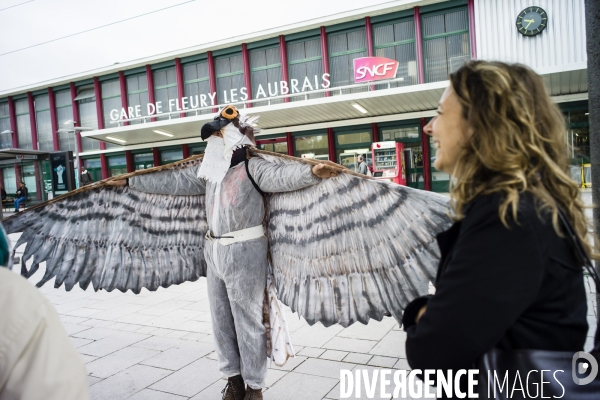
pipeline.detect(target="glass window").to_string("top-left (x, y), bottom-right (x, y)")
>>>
top-left (183, 61), bottom-right (212, 116)
top-left (374, 19), bottom-right (417, 87)
top-left (3, 167), bottom-right (16, 195)
top-left (257, 139), bottom-right (287, 154)
top-left (102, 79), bottom-right (121, 128)
top-left (422, 8), bottom-right (470, 83)
top-left (160, 149), bottom-right (183, 165)
top-left (294, 134), bottom-right (329, 160)
top-left (336, 131), bottom-right (371, 145)
top-left (34, 94), bottom-right (53, 151)
top-left (0, 102), bottom-right (12, 148)
top-left (154, 68), bottom-right (179, 121)
top-left (77, 88), bottom-right (99, 152)
top-left (250, 46), bottom-right (283, 106)
top-left (134, 152), bottom-right (154, 170)
top-left (566, 110), bottom-right (590, 164)
top-left (14, 98), bottom-right (32, 149)
top-left (287, 38), bottom-right (324, 101)
top-left (215, 53), bottom-right (245, 105)
top-left (21, 163), bottom-right (36, 198)
top-left (328, 29), bottom-right (367, 94)
top-left (381, 126), bottom-right (420, 140)
top-left (55, 90), bottom-right (76, 152)
top-left (127, 74), bottom-right (149, 125)
top-left (107, 154), bottom-right (127, 177)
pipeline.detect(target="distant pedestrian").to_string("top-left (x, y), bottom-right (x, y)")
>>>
top-left (80, 168), bottom-right (93, 186)
top-left (403, 60), bottom-right (594, 398)
top-left (0, 186), bottom-right (6, 200)
top-left (14, 182), bottom-right (28, 212)
top-left (357, 156), bottom-right (369, 175)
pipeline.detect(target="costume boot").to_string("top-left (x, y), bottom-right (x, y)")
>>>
top-left (221, 375), bottom-right (245, 400)
top-left (243, 386), bottom-right (263, 400)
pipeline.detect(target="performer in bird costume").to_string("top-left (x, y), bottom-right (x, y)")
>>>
top-left (3, 105), bottom-right (451, 400)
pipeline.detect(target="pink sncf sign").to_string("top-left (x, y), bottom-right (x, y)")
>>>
top-left (353, 57), bottom-right (399, 83)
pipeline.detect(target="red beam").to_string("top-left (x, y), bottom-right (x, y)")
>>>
top-left (371, 123), bottom-right (379, 143)
top-left (153, 147), bottom-right (161, 166)
top-left (48, 88), bottom-right (60, 151)
top-left (286, 132), bottom-right (293, 156)
top-left (175, 58), bottom-right (186, 118)
top-left (7, 96), bottom-right (18, 148)
top-left (69, 83), bottom-right (82, 153)
top-left (327, 127), bottom-right (335, 162)
top-left (146, 65), bottom-right (156, 122)
top-left (414, 7), bottom-right (425, 84)
top-left (182, 143), bottom-right (190, 159)
top-left (279, 35), bottom-right (290, 103)
top-left (365, 17), bottom-right (374, 57)
top-left (100, 154), bottom-right (108, 179)
top-left (119, 71), bottom-right (129, 126)
top-left (241, 43), bottom-right (252, 108)
top-left (468, 0), bottom-right (477, 59)
top-left (420, 118), bottom-right (431, 191)
top-left (125, 150), bottom-right (134, 173)
top-left (27, 92), bottom-right (38, 150)
top-left (320, 26), bottom-right (331, 97)
top-left (207, 51), bottom-right (218, 112)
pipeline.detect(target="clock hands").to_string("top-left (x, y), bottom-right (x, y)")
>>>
top-left (524, 19), bottom-right (535, 29)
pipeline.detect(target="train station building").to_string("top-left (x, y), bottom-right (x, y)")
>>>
top-left (0, 0), bottom-right (588, 200)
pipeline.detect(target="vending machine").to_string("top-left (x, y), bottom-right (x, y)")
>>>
top-left (371, 141), bottom-right (406, 185)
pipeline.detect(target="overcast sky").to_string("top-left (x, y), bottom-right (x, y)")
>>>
top-left (0, 0), bottom-right (393, 92)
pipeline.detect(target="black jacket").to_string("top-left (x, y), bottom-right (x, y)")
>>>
top-left (404, 193), bottom-right (588, 373)
top-left (16, 186), bottom-right (28, 199)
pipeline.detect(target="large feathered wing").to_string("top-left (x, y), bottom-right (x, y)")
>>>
top-left (2, 156), bottom-right (207, 293)
top-left (254, 150), bottom-right (452, 328)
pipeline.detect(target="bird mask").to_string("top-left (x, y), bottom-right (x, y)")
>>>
top-left (197, 105), bottom-right (259, 184)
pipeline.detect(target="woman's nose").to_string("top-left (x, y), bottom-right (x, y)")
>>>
top-left (423, 118), bottom-right (434, 136)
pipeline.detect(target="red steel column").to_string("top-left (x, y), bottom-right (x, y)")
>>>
top-left (280, 36), bottom-right (290, 103)
top-left (320, 26), bottom-right (331, 97)
top-left (7, 96), bottom-right (18, 148)
top-left (146, 65), bottom-right (157, 122)
top-left (420, 118), bottom-right (431, 191)
top-left (467, 0), bottom-right (477, 59)
top-left (69, 83), bottom-right (82, 153)
top-left (365, 17), bottom-right (374, 56)
top-left (207, 51), bottom-right (218, 112)
top-left (119, 71), bottom-right (129, 126)
top-left (125, 150), bottom-right (134, 173)
top-left (175, 58), bottom-right (186, 118)
top-left (182, 144), bottom-right (190, 159)
top-left (27, 92), bottom-right (38, 150)
top-left (414, 7), bottom-right (425, 84)
top-left (286, 132), bottom-right (293, 156)
top-left (241, 43), bottom-right (252, 108)
top-left (48, 88), bottom-right (60, 151)
top-left (153, 147), bottom-right (160, 166)
top-left (327, 127), bottom-right (335, 162)
top-left (371, 123), bottom-right (379, 143)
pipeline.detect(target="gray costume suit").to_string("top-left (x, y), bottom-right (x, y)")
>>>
top-left (130, 156), bottom-right (320, 389)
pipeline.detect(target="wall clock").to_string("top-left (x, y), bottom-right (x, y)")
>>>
top-left (516, 6), bottom-right (548, 36)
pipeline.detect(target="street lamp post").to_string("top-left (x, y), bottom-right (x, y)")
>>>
top-left (57, 121), bottom-right (91, 189)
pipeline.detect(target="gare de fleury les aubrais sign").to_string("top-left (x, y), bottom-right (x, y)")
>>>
top-left (108, 57), bottom-right (400, 121)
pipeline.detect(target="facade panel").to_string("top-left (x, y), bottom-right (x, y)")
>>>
top-left (0, 102), bottom-right (12, 148)
top-left (15, 98), bottom-right (32, 150)
top-left (35, 94), bottom-right (53, 151)
top-left (475, 0), bottom-right (587, 69)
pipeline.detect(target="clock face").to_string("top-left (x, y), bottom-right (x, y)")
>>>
top-left (516, 7), bottom-right (548, 36)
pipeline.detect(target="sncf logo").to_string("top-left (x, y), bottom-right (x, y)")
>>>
top-left (353, 57), bottom-right (399, 83)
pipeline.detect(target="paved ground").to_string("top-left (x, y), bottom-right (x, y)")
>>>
top-left (3, 189), bottom-right (598, 399)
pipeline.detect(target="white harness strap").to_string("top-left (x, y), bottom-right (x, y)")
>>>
top-left (205, 225), bottom-right (265, 246)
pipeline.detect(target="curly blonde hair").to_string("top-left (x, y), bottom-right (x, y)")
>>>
top-left (448, 60), bottom-right (595, 258)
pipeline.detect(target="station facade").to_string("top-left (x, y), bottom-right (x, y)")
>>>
top-left (0, 0), bottom-right (589, 201)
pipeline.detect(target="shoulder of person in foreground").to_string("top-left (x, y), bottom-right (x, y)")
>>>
top-left (403, 191), bottom-right (562, 371)
top-left (0, 268), bottom-right (90, 400)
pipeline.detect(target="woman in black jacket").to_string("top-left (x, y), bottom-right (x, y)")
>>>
top-left (402, 61), bottom-right (593, 397)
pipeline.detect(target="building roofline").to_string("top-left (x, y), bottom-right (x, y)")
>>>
top-left (0, 0), bottom-right (445, 97)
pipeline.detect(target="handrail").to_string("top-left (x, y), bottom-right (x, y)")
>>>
top-left (108, 77), bottom-right (406, 126)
